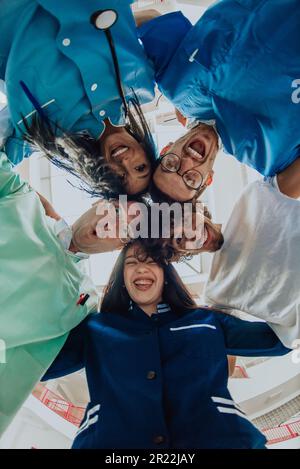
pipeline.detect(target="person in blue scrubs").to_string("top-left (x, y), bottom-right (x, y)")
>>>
top-left (136, 1), bottom-right (300, 202)
top-left (42, 240), bottom-right (290, 449)
top-left (0, 0), bottom-right (157, 197)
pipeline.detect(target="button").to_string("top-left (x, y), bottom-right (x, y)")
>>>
top-left (147, 371), bottom-right (156, 380)
top-left (99, 110), bottom-right (106, 117)
top-left (62, 38), bottom-right (71, 47)
top-left (91, 83), bottom-right (98, 92)
top-left (153, 435), bottom-right (165, 445)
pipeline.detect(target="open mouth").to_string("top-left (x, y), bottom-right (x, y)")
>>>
top-left (186, 139), bottom-right (206, 161)
top-left (111, 146), bottom-right (129, 159)
top-left (202, 224), bottom-right (224, 251)
top-left (191, 226), bottom-right (209, 249)
top-left (133, 278), bottom-right (154, 291)
top-left (202, 226), bottom-right (211, 248)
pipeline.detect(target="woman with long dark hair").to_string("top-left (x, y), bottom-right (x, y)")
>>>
top-left (42, 240), bottom-right (290, 449)
top-left (1, 0), bottom-right (157, 197)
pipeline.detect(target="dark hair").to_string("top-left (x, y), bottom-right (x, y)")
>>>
top-left (22, 92), bottom-right (157, 199)
top-left (120, 196), bottom-right (204, 263)
top-left (100, 240), bottom-right (197, 316)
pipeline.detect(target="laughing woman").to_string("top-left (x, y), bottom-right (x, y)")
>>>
top-left (0, 0), bottom-right (156, 197)
top-left (42, 240), bottom-right (290, 449)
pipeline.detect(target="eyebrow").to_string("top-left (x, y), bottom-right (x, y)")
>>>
top-left (125, 256), bottom-right (137, 261)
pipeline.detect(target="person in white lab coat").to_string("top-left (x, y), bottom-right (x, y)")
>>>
top-left (204, 157), bottom-right (300, 349)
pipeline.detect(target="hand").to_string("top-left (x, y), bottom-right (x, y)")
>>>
top-left (37, 192), bottom-right (61, 221)
top-left (134, 9), bottom-right (161, 27)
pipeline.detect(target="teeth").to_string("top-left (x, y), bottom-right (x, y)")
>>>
top-left (134, 279), bottom-right (153, 286)
top-left (187, 146), bottom-right (204, 159)
top-left (111, 146), bottom-right (128, 158)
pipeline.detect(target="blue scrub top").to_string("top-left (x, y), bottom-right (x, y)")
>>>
top-left (0, 0), bottom-right (156, 164)
top-left (138, 1), bottom-right (300, 176)
top-left (43, 303), bottom-right (290, 449)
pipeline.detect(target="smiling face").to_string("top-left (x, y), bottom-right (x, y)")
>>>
top-left (153, 124), bottom-right (219, 201)
top-left (123, 244), bottom-right (164, 315)
top-left (101, 124), bottom-right (152, 195)
top-left (171, 209), bottom-right (224, 255)
top-left (171, 203), bottom-right (224, 260)
top-left (71, 200), bottom-right (137, 254)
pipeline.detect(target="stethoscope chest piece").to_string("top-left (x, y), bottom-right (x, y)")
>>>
top-left (90, 8), bottom-right (128, 117)
top-left (91, 9), bottom-right (118, 31)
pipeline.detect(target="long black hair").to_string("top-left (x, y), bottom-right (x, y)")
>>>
top-left (101, 240), bottom-right (197, 316)
top-left (22, 92), bottom-right (157, 199)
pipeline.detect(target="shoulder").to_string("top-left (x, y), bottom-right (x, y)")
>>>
top-left (182, 306), bottom-right (225, 324)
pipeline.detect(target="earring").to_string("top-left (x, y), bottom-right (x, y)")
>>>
top-left (164, 281), bottom-right (168, 285)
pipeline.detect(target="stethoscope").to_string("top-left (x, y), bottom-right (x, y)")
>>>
top-left (20, 9), bottom-right (128, 122)
top-left (90, 9), bottom-right (129, 118)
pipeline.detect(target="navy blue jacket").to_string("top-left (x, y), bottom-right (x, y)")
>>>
top-left (43, 303), bottom-right (290, 449)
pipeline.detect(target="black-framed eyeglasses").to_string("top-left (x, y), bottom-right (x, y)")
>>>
top-left (159, 153), bottom-right (204, 190)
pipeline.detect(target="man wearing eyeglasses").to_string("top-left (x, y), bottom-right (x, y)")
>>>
top-left (136, 2), bottom-right (300, 203)
top-left (151, 123), bottom-right (218, 202)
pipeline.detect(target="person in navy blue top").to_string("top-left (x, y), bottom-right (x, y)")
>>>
top-left (43, 240), bottom-right (290, 449)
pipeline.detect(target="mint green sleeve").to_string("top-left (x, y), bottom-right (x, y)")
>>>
top-left (0, 152), bottom-right (29, 198)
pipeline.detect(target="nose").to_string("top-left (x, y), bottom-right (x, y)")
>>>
top-left (180, 156), bottom-right (199, 172)
top-left (136, 264), bottom-right (149, 274)
top-left (117, 151), bottom-right (130, 163)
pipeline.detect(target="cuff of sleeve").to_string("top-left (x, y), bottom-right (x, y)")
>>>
top-left (137, 11), bottom-right (192, 79)
top-left (53, 218), bottom-right (89, 260)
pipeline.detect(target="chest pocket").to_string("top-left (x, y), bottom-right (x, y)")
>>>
top-left (169, 323), bottom-right (219, 359)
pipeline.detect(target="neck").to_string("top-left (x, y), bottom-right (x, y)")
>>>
top-left (98, 118), bottom-right (125, 141)
top-left (138, 299), bottom-right (162, 317)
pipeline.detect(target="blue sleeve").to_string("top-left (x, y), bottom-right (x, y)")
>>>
top-left (4, 136), bottom-right (33, 165)
top-left (137, 11), bottom-right (192, 80)
top-left (217, 313), bottom-right (291, 357)
top-left (41, 317), bottom-right (89, 381)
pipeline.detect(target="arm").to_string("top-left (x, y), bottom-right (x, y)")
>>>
top-left (217, 313), bottom-right (291, 357)
top-left (41, 317), bottom-right (89, 381)
top-left (37, 191), bottom-right (61, 221)
top-left (276, 157), bottom-right (300, 199)
top-left (137, 11), bottom-right (192, 79)
top-left (227, 355), bottom-right (237, 377)
top-left (0, 85), bottom-right (28, 197)
top-left (0, 151), bottom-right (28, 198)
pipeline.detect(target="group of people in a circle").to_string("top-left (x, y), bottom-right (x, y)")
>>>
top-left (0, 0), bottom-right (299, 449)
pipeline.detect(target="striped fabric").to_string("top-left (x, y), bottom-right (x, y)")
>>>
top-left (128, 301), bottom-right (171, 314)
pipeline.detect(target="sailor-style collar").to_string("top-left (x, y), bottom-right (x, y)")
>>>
top-left (129, 301), bottom-right (171, 314)
top-left (128, 301), bottom-right (174, 325)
